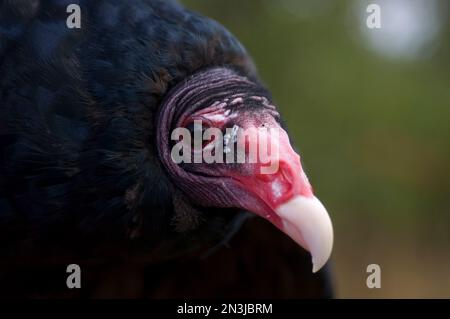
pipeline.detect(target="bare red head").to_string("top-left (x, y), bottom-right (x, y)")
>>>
top-left (157, 67), bottom-right (333, 272)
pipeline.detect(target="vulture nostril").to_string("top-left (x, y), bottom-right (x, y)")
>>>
top-left (255, 161), bottom-right (293, 186)
top-left (256, 170), bottom-right (277, 182)
top-left (279, 161), bottom-right (295, 184)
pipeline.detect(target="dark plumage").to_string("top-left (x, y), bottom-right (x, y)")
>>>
top-left (0, 0), bottom-right (333, 298)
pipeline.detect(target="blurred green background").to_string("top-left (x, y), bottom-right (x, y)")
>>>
top-left (183, 0), bottom-right (450, 298)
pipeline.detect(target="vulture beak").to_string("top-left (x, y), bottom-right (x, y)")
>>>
top-left (275, 195), bottom-right (333, 273)
top-left (235, 127), bottom-right (334, 272)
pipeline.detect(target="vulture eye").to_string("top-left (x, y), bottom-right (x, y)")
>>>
top-left (185, 121), bottom-right (203, 136)
top-left (185, 120), bottom-right (213, 149)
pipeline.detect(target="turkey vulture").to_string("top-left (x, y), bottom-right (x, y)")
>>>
top-left (0, 0), bottom-right (334, 298)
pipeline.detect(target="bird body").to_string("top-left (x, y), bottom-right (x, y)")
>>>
top-left (0, 0), bottom-right (333, 298)
top-left (1, 0), bottom-right (253, 250)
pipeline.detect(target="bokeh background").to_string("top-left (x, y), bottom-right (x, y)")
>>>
top-left (183, 0), bottom-right (450, 298)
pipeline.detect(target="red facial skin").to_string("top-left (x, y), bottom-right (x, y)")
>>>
top-left (230, 127), bottom-right (314, 231)
top-left (184, 107), bottom-right (315, 232)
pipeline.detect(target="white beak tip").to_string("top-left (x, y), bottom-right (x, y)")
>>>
top-left (276, 195), bottom-right (334, 273)
top-left (312, 264), bottom-right (320, 274)
top-left (312, 257), bottom-right (328, 273)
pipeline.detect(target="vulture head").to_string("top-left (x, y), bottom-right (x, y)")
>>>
top-left (156, 67), bottom-right (333, 272)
